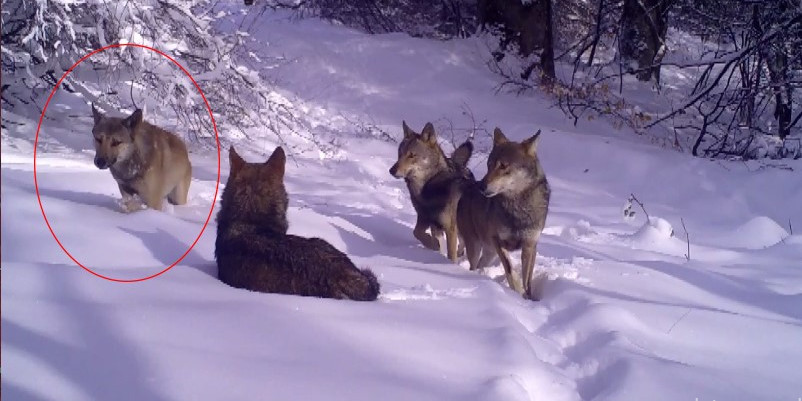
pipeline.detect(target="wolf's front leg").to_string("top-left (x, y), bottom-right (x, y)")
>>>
top-left (117, 183), bottom-right (144, 213)
top-left (413, 218), bottom-right (440, 251)
top-left (493, 237), bottom-right (523, 295)
top-left (142, 191), bottom-right (164, 211)
top-left (521, 239), bottom-right (541, 301)
top-left (430, 226), bottom-right (447, 254)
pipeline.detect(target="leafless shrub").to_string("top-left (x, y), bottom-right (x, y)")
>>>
top-left (2, 0), bottom-right (334, 155)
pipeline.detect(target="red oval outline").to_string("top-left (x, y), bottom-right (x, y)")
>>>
top-left (34, 43), bottom-right (221, 283)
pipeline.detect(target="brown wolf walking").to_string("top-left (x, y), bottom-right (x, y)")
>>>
top-left (90, 105), bottom-right (192, 212)
top-left (389, 121), bottom-right (473, 261)
top-left (457, 128), bottom-right (550, 299)
top-left (215, 146), bottom-right (380, 301)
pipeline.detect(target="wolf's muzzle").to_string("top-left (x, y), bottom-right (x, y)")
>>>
top-left (389, 163), bottom-right (400, 178)
top-left (94, 156), bottom-right (112, 169)
top-left (478, 181), bottom-right (496, 197)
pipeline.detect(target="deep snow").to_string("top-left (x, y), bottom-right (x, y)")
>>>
top-left (3, 9), bottom-right (802, 401)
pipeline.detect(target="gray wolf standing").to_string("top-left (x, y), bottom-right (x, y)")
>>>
top-left (91, 105), bottom-right (192, 212)
top-left (457, 128), bottom-right (550, 299)
top-left (389, 121), bottom-right (474, 262)
top-left (215, 146), bottom-right (380, 301)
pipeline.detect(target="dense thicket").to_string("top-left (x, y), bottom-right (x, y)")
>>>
top-left (294, 0), bottom-right (801, 159)
top-left (298, 0), bottom-right (479, 38)
top-left (668, 0), bottom-right (801, 156)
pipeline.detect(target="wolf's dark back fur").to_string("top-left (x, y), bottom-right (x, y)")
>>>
top-left (215, 146), bottom-right (380, 301)
top-left (460, 178), bottom-right (550, 250)
top-left (407, 141), bottom-right (475, 230)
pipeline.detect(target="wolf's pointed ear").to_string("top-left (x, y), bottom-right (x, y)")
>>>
top-left (402, 120), bottom-right (415, 139)
top-left (229, 146), bottom-right (245, 174)
top-left (421, 122), bottom-right (437, 144)
top-left (265, 146), bottom-right (286, 179)
top-left (123, 109), bottom-right (143, 130)
top-left (493, 128), bottom-right (508, 145)
top-left (91, 103), bottom-right (103, 124)
top-left (451, 140), bottom-right (473, 167)
top-left (521, 130), bottom-right (542, 157)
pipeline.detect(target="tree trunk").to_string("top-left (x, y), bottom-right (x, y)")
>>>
top-left (619, 0), bottom-right (671, 83)
top-left (540, 0), bottom-right (555, 82)
top-left (478, 0), bottom-right (555, 83)
top-left (754, 4), bottom-right (794, 140)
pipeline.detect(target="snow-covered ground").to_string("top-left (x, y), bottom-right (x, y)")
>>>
top-left (3, 10), bottom-right (802, 401)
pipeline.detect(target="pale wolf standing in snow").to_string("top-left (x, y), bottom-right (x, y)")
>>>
top-left (457, 128), bottom-right (551, 300)
top-left (215, 146), bottom-right (380, 301)
top-left (389, 121), bottom-right (474, 262)
top-left (90, 105), bottom-right (192, 212)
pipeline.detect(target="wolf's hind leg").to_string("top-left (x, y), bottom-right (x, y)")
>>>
top-left (464, 236), bottom-right (481, 271)
top-left (445, 224), bottom-right (459, 262)
top-left (477, 244), bottom-right (497, 268)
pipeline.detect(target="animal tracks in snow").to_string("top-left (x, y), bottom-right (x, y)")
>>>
top-left (380, 284), bottom-right (478, 301)
top-left (534, 299), bottom-right (647, 400)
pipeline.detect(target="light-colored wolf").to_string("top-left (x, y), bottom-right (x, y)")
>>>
top-left (457, 128), bottom-right (551, 299)
top-left (390, 121), bottom-right (474, 261)
top-left (91, 105), bottom-right (192, 212)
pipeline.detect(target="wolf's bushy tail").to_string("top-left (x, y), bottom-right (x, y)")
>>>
top-left (340, 268), bottom-right (381, 301)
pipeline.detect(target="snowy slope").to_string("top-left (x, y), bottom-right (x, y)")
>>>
top-left (3, 10), bottom-right (802, 401)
